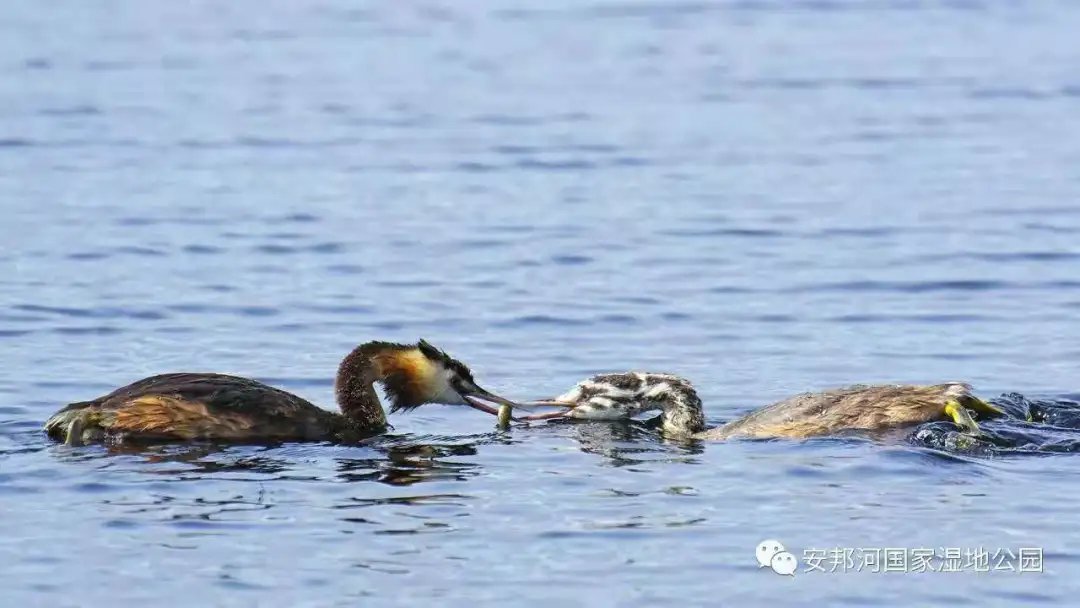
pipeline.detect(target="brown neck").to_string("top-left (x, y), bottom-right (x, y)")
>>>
top-left (334, 341), bottom-right (408, 429)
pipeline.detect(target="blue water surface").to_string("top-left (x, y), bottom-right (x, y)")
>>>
top-left (3, 1), bottom-right (1080, 606)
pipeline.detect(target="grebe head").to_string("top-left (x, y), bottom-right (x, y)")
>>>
top-left (368, 339), bottom-right (518, 415)
top-left (523, 372), bottom-right (706, 435)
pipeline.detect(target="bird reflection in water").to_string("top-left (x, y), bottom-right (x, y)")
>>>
top-left (73, 433), bottom-right (517, 536)
top-left (85, 431), bottom-right (519, 486)
top-left (529, 416), bottom-right (705, 466)
top-left (335, 438), bottom-right (489, 486)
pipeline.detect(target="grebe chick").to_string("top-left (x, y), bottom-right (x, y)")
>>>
top-left (520, 374), bottom-right (1004, 440)
top-left (44, 339), bottom-right (518, 446)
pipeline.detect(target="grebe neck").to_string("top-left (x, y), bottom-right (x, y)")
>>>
top-left (334, 342), bottom-right (398, 429)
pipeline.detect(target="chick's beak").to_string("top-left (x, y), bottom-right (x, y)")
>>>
top-left (512, 398), bottom-right (578, 421)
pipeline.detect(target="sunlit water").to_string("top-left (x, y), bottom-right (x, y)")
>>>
top-left (3, 1), bottom-right (1080, 606)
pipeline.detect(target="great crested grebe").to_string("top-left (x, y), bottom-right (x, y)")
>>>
top-left (44, 340), bottom-right (518, 446)
top-left (518, 373), bottom-right (1005, 440)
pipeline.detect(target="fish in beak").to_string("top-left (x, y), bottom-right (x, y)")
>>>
top-left (461, 383), bottom-right (529, 417)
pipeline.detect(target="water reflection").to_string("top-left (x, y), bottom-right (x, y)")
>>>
top-left (334, 439), bottom-right (484, 485)
top-left (55, 432), bottom-right (525, 486)
top-left (522, 417), bottom-right (705, 465)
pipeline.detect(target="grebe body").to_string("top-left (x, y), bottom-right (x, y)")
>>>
top-left (45, 340), bottom-right (516, 446)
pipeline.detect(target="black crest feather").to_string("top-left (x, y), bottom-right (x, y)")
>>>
top-left (417, 339), bottom-right (475, 383)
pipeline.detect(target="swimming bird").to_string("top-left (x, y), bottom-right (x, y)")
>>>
top-left (517, 373), bottom-right (1004, 440)
top-left (44, 339), bottom-right (518, 446)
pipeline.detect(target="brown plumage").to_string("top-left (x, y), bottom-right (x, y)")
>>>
top-left (44, 339), bottom-right (519, 446)
top-left (700, 383), bottom-right (997, 440)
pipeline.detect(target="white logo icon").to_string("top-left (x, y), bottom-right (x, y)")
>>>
top-left (756, 539), bottom-right (785, 568)
top-left (757, 539), bottom-right (798, 575)
top-left (771, 551), bottom-right (798, 576)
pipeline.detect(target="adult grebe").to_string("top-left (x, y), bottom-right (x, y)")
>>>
top-left (517, 373), bottom-right (1004, 439)
top-left (44, 340), bottom-right (518, 446)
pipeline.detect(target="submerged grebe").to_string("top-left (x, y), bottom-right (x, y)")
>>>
top-left (44, 340), bottom-right (518, 446)
top-left (518, 374), bottom-right (1004, 440)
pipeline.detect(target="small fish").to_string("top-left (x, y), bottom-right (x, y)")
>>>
top-left (497, 403), bottom-right (513, 428)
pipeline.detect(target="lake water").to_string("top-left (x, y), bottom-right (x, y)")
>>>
top-left (3, 1), bottom-right (1080, 606)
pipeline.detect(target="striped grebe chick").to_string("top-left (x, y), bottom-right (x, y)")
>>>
top-left (44, 339), bottom-right (518, 446)
top-left (520, 374), bottom-right (1004, 440)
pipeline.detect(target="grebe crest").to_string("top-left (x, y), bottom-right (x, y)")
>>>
top-left (528, 372), bottom-right (706, 435)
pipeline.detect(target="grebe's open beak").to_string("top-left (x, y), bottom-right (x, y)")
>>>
top-left (461, 384), bottom-right (524, 416)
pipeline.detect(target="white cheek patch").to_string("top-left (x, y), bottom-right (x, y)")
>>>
top-left (428, 366), bottom-right (466, 405)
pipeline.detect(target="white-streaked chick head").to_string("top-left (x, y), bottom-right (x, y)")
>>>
top-left (524, 372), bottom-right (706, 434)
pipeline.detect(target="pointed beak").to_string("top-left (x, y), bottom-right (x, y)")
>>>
top-left (461, 384), bottom-right (524, 416)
